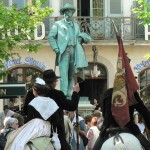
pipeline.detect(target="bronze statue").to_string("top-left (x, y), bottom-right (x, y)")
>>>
top-left (48, 3), bottom-right (91, 97)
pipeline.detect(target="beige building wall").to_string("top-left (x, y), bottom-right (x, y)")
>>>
top-left (6, 44), bottom-right (150, 89)
top-left (1, 43), bottom-right (150, 112)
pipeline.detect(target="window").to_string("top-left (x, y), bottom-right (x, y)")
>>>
top-left (3, 67), bottom-right (43, 109)
top-left (77, 0), bottom-right (90, 16)
top-left (110, 0), bottom-right (121, 14)
top-left (61, 0), bottom-right (74, 7)
top-left (108, 0), bottom-right (122, 16)
top-left (12, 0), bottom-right (26, 9)
top-left (1, 0), bottom-right (26, 8)
top-left (5, 67), bottom-right (43, 90)
top-left (93, 0), bottom-right (103, 17)
top-left (1, 0), bottom-right (9, 6)
top-left (139, 68), bottom-right (150, 107)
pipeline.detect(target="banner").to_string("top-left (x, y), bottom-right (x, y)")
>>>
top-left (111, 34), bottom-right (139, 127)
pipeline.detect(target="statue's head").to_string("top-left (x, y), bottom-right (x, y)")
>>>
top-left (60, 3), bottom-right (76, 21)
top-left (60, 3), bottom-right (76, 15)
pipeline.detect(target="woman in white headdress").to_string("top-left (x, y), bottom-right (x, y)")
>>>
top-left (5, 78), bottom-right (59, 150)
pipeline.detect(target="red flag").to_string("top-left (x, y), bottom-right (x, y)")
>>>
top-left (111, 34), bottom-right (139, 127)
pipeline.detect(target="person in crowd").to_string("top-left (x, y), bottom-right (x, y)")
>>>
top-left (48, 3), bottom-right (91, 97)
top-left (23, 69), bottom-right (80, 150)
top-left (93, 88), bottom-right (150, 150)
top-left (5, 77), bottom-right (59, 150)
top-left (133, 110), bottom-right (139, 125)
top-left (0, 105), bottom-right (15, 130)
top-left (86, 116), bottom-right (100, 150)
top-left (92, 99), bottom-right (101, 113)
top-left (11, 113), bottom-right (24, 127)
top-left (84, 115), bottom-right (93, 132)
top-left (64, 111), bottom-right (73, 146)
top-left (68, 111), bottom-right (87, 150)
top-left (92, 111), bottom-right (104, 130)
top-left (1, 117), bottom-right (18, 139)
top-left (137, 114), bottom-right (147, 138)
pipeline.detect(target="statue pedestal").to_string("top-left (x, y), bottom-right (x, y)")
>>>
top-left (78, 97), bottom-right (95, 117)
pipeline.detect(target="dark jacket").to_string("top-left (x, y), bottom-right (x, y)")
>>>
top-left (47, 88), bottom-right (79, 150)
top-left (23, 89), bottom-right (79, 150)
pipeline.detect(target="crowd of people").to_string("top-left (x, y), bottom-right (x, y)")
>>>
top-left (0, 69), bottom-right (150, 150)
top-left (0, 66), bottom-right (100, 150)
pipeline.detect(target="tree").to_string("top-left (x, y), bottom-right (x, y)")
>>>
top-left (0, 0), bottom-right (53, 78)
top-left (132, 0), bottom-right (150, 59)
top-left (132, 0), bottom-right (150, 25)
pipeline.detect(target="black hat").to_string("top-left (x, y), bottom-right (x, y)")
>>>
top-left (43, 69), bottom-right (60, 84)
top-left (60, 3), bottom-right (76, 15)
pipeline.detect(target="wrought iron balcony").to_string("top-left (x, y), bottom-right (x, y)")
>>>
top-left (42, 16), bottom-right (145, 41)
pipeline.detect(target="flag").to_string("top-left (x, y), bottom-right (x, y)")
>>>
top-left (111, 34), bottom-right (139, 127)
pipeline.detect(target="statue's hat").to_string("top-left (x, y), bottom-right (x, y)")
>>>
top-left (60, 3), bottom-right (76, 15)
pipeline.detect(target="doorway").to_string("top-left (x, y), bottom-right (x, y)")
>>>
top-left (79, 62), bottom-right (107, 106)
top-left (77, 0), bottom-right (90, 16)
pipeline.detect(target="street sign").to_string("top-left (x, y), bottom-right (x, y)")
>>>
top-left (0, 83), bottom-right (26, 98)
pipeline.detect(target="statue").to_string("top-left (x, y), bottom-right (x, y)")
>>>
top-left (48, 3), bottom-right (91, 97)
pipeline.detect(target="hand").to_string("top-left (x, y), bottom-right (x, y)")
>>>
top-left (73, 83), bottom-right (80, 93)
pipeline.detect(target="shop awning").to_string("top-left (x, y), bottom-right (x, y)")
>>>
top-left (0, 83), bottom-right (26, 98)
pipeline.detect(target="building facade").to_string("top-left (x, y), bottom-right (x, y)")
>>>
top-left (1, 0), bottom-right (150, 113)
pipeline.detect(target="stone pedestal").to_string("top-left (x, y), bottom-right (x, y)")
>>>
top-left (78, 97), bottom-right (95, 117)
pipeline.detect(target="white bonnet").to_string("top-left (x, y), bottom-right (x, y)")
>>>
top-left (35, 77), bottom-right (45, 85)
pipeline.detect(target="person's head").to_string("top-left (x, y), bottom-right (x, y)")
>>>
top-left (92, 111), bottom-right (102, 118)
top-left (93, 99), bottom-right (98, 105)
top-left (91, 116), bottom-right (98, 126)
top-left (84, 115), bottom-right (92, 127)
top-left (4, 117), bottom-right (18, 130)
top-left (43, 69), bottom-right (60, 89)
top-left (3, 105), bottom-right (9, 115)
top-left (12, 113), bottom-right (24, 127)
top-left (32, 77), bottom-right (49, 96)
top-left (60, 3), bottom-right (75, 21)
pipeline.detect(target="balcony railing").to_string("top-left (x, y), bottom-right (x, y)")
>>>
top-left (41, 16), bottom-right (145, 41)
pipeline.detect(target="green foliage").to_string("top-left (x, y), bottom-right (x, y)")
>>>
top-left (0, 1), bottom-right (53, 78)
top-left (132, 0), bottom-right (150, 25)
top-left (132, 0), bottom-right (150, 59)
top-left (32, 0), bottom-right (48, 5)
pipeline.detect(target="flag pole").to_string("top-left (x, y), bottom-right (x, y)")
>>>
top-left (74, 74), bottom-right (79, 150)
top-left (112, 20), bottom-right (119, 36)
